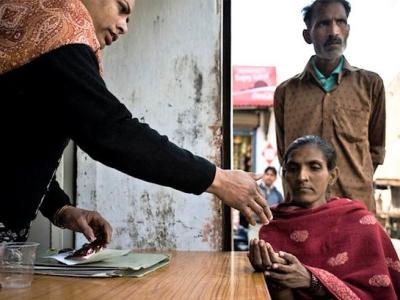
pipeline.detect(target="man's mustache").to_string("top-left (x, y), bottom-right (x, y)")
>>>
top-left (325, 37), bottom-right (343, 46)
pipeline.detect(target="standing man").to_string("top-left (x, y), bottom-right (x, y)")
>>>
top-left (258, 167), bottom-right (283, 207)
top-left (274, 0), bottom-right (385, 211)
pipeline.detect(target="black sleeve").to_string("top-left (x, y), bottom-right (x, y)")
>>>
top-left (46, 44), bottom-right (216, 194)
top-left (39, 178), bottom-right (71, 223)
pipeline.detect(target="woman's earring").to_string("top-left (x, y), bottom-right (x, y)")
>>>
top-left (326, 185), bottom-right (331, 198)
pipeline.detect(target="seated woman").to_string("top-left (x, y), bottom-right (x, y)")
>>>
top-left (248, 135), bottom-right (400, 299)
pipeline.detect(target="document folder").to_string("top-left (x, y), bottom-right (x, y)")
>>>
top-left (35, 250), bottom-right (170, 278)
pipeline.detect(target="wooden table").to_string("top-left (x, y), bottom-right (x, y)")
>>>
top-left (0, 251), bottom-right (270, 300)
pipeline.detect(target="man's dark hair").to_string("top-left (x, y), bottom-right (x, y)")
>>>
top-left (302, 0), bottom-right (351, 28)
top-left (264, 166), bottom-right (277, 176)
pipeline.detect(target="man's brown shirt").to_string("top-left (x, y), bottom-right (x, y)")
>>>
top-left (274, 56), bottom-right (385, 211)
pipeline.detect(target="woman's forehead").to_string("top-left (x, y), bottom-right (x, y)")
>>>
top-left (287, 144), bottom-right (326, 162)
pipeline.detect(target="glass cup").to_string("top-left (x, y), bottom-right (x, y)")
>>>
top-left (0, 242), bottom-right (39, 288)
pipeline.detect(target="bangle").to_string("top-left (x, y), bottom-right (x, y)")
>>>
top-left (54, 205), bottom-right (71, 228)
top-left (309, 273), bottom-right (324, 295)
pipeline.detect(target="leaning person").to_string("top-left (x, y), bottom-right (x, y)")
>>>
top-left (0, 0), bottom-right (271, 243)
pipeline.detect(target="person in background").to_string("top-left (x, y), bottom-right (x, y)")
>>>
top-left (248, 135), bottom-right (400, 299)
top-left (247, 167), bottom-right (284, 242)
top-left (0, 0), bottom-right (272, 244)
top-left (259, 167), bottom-right (284, 207)
top-left (274, 0), bottom-right (386, 212)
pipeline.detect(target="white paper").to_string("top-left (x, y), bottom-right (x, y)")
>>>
top-left (45, 249), bottom-right (131, 265)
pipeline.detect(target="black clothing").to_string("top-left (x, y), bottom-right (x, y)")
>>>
top-left (1, 44), bottom-right (216, 232)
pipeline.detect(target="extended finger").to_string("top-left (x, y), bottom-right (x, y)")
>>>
top-left (249, 239), bottom-right (258, 260)
top-left (271, 263), bottom-right (295, 274)
top-left (250, 172), bottom-right (264, 181)
top-left (279, 251), bottom-right (299, 265)
top-left (242, 206), bottom-right (257, 226)
top-left (249, 239), bottom-right (263, 270)
top-left (265, 270), bottom-right (289, 281)
top-left (91, 214), bottom-right (113, 244)
top-left (267, 243), bottom-right (286, 264)
top-left (253, 188), bottom-right (273, 222)
top-left (78, 219), bottom-right (96, 242)
top-left (259, 240), bottom-right (272, 268)
top-left (248, 172), bottom-right (273, 223)
top-left (247, 198), bottom-right (269, 225)
top-left (101, 220), bottom-right (113, 244)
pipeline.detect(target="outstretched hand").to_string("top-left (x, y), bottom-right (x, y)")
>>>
top-left (56, 206), bottom-right (113, 245)
top-left (207, 167), bottom-right (272, 225)
top-left (265, 251), bottom-right (311, 289)
top-left (249, 240), bottom-right (296, 299)
top-left (248, 239), bottom-right (286, 271)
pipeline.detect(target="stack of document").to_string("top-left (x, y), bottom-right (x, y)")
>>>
top-left (35, 249), bottom-right (170, 278)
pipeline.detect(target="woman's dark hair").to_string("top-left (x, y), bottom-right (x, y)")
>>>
top-left (283, 135), bottom-right (337, 170)
top-left (302, 0), bottom-right (351, 28)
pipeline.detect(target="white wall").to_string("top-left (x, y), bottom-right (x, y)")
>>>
top-left (76, 0), bottom-right (223, 251)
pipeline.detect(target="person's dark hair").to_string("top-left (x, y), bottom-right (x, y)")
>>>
top-left (264, 166), bottom-right (277, 176)
top-left (302, 0), bottom-right (351, 28)
top-left (283, 135), bottom-right (336, 171)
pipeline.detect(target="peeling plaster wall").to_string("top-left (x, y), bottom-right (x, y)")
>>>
top-left (76, 0), bottom-right (223, 251)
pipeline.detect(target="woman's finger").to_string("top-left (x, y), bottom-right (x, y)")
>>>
top-left (259, 240), bottom-right (272, 268)
top-left (265, 270), bottom-right (288, 281)
top-left (249, 239), bottom-right (263, 270)
top-left (279, 251), bottom-right (300, 265)
top-left (271, 263), bottom-right (293, 274)
top-left (267, 243), bottom-right (286, 264)
top-left (242, 205), bottom-right (257, 226)
top-left (254, 183), bottom-right (273, 221)
top-left (90, 212), bottom-right (113, 244)
top-left (78, 219), bottom-right (96, 242)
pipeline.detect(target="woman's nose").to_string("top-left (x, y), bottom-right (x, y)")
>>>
top-left (298, 168), bottom-right (309, 181)
top-left (117, 18), bottom-right (129, 35)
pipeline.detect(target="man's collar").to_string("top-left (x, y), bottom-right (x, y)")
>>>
top-left (342, 57), bottom-right (358, 72)
top-left (299, 55), bottom-right (358, 81)
top-left (312, 56), bottom-right (343, 80)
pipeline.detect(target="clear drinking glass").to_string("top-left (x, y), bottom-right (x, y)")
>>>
top-left (0, 242), bottom-right (39, 288)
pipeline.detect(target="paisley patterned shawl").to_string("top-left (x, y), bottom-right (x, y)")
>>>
top-left (260, 198), bottom-right (400, 299)
top-left (0, 0), bottom-right (102, 75)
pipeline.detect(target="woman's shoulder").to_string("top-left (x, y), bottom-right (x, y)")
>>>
top-left (328, 197), bottom-right (369, 210)
top-left (329, 197), bottom-right (379, 225)
top-left (38, 0), bottom-right (86, 13)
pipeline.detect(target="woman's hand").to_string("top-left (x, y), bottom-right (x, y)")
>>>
top-left (265, 251), bottom-right (311, 289)
top-left (248, 239), bottom-right (286, 271)
top-left (248, 239), bottom-right (294, 299)
top-left (56, 206), bottom-right (113, 245)
top-left (207, 168), bottom-right (272, 226)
